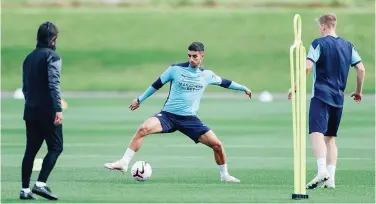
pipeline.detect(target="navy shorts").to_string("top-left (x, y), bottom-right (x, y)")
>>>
top-left (309, 97), bottom-right (343, 136)
top-left (154, 111), bottom-right (210, 143)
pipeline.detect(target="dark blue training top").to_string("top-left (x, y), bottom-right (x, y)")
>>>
top-left (307, 35), bottom-right (361, 108)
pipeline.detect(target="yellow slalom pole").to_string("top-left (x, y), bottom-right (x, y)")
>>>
top-left (290, 14), bottom-right (308, 200)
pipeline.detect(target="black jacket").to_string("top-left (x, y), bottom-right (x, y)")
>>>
top-left (22, 42), bottom-right (62, 120)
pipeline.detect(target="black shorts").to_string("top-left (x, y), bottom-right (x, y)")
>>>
top-left (309, 97), bottom-right (343, 136)
top-left (154, 111), bottom-right (210, 143)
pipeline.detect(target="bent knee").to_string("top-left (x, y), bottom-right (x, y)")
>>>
top-left (48, 146), bottom-right (63, 154)
top-left (56, 147), bottom-right (63, 155)
top-left (211, 140), bottom-right (223, 152)
top-left (137, 125), bottom-right (152, 136)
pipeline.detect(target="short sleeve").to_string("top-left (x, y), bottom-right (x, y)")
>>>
top-left (306, 40), bottom-right (321, 63)
top-left (207, 70), bottom-right (222, 85)
top-left (160, 66), bottom-right (175, 84)
top-left (351, 46), bottom-right (362, 67)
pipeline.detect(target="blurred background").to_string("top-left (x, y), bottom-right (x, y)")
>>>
top-left (1, 0), bottom-right (375, 93)
top-left (1, 1), bottom-right (375, 203)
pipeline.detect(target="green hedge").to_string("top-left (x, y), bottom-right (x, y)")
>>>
top-left (2, 8), bottom-right (374, 92)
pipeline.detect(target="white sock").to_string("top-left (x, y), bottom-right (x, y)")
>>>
top-left (327, 165), bottom-right (336, 183)
top-left (35, 181), bottom-right (46, 187)
top-left (317, 158), bottom-right (327, 174)
top-left (21, 188), bottom-right (30, 193)
top-left (121, 148), bottom-right (135, 165)
top-left (218, 164), bottom-right (229, 177)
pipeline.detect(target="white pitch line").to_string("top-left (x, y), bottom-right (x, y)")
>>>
top-left (1, 154), bottom-right (373, 160)
top-left (1, 143), bottom-right (375, 149)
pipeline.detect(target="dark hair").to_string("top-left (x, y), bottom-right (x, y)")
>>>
top-left (188, 42), bottom-right (204, 52)
top-left (37, 21), bottom-right (59, 45)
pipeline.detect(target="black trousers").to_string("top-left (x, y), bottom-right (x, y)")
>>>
top-left (21, 120), bottom-right (63, 188)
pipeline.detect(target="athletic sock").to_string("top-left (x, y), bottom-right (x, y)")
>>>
top-left (35, 181), bottom-right (46, 187)
top-left (218, 164), bottom-right (229, 177)
top-left (317, 158), bottom-right (327, 175)
top-left (121, 148), bottom-right (135, 165)
top-left (327, 165), bottom-right (336, 183)
top-left (21, 188), bottom-right (31, 193)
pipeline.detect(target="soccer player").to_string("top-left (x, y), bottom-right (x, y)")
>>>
top-left (289, 14), bottom-right (365, 189)
top-left (105, 42), bottom-right (252, 182)
top-left (20, 22), bottom-right (64, 200)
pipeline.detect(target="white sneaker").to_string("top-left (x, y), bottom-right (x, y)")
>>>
top-left (320, 180), bottom-right (335, 189)
top-left (306, 172), bottom-right (330, 189)
top-left (104, 160), bottom-right (128, 172)
top-left (221, 174), bottom-right (240, 183)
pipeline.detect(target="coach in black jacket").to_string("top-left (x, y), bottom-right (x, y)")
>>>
top-left (20, 21), bottom-right (63, 201)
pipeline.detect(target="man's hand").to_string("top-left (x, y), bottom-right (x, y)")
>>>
top-left (62, 99), bottom-right (68, 110)
top-left (129, 99), bottom-right (140, 111)
top-left (54, 112), bottom-right (63, 126)
top-left (288, 84), bottom-right (296, 100)
top-left (351, 92), bottom-right (362, 103)
top-left (288, 89), bottom-right (292, 100)
top-left (244, 88), bottom-right (252, 99)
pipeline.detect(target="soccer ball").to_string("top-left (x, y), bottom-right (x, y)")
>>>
top-left (131, 161), bottom-right (152, 181)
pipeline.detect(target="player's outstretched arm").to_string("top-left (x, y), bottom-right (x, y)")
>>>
top-left (129, 66), bottom-right (175, 111)
top-left (208, 71), bottom-right (251, 99)
top-left (129, 86), bottom-right (157, 111)
top-left (223, 80), bottom-right (252, 99)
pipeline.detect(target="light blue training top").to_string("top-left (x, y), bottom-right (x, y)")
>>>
top-left (137, 62), bottom-right (248, 116)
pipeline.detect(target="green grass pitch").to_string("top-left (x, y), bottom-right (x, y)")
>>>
top-left (1, 96), bottom-right (374, 203)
